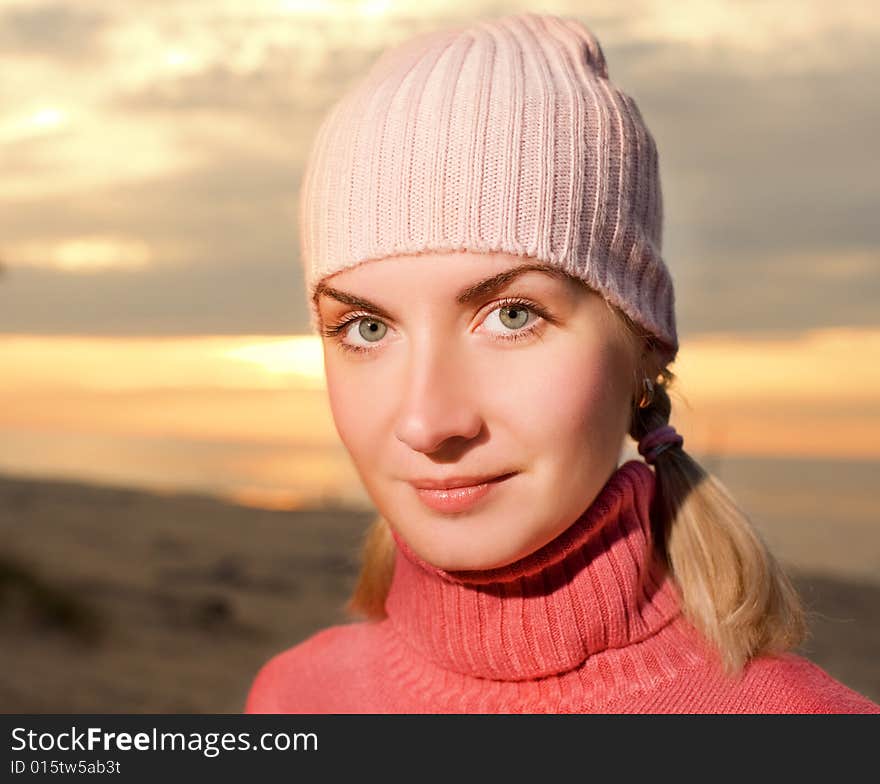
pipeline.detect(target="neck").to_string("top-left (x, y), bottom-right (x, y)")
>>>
top-left (384, 460), bottom-right (683, 681)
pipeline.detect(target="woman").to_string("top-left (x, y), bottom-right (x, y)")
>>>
top-left (245, 11), bottom-right (878, 713)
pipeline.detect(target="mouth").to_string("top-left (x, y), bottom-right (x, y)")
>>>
top-left (409, 472), bottom-right (517, 491)
top-left (410, 472), bottom-right (517, 514)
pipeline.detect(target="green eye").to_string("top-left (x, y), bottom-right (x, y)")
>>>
top-left (498, 305), bottom-right (530, 330)
top-left (358, 319), bottom-right (387, 342)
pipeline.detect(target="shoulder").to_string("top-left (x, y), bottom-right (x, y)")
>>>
top-left (738, 652), bottom-right (880, 714)
top-left (243, 621), bottom-right (386, 713)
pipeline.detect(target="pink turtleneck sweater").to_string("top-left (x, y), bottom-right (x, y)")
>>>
top-left (244, 460), bottom-right (879, 713)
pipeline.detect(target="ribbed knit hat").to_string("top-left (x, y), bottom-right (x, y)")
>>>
top-left (298, 11), bottom-right (679, 366)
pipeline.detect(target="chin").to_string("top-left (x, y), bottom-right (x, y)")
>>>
top-left (407, 525), bottom-right (535, 573)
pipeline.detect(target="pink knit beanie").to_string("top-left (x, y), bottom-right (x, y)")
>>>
top-left (298, 11), bottom-right (679, 366)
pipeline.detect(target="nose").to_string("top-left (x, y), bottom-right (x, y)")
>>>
top-left (393, 336), bottom-right (483, 455)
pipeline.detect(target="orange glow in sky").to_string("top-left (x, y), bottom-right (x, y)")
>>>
top-left (1, 326), bottom-right (878, 511)
top-left (2, 0), bottom-right (878, 510)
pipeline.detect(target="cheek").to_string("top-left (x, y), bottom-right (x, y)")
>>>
top-left (323, 354), bottom-right (383, 460)
top-left (491, 337), bottom-right (630, 452)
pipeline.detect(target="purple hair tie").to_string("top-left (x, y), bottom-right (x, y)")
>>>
top-left (637, 425), bottom-right (684, 465)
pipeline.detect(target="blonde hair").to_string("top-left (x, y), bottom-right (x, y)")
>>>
top-left (344, 292), bottom-right (808, 677)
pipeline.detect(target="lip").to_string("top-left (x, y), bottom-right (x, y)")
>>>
top-left (410, 472), bottom-right (516, 514)
top-left (409, 473), bottom-right (514, 490)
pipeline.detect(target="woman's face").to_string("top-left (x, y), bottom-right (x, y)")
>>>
top-left (316, 251), bottom-right (640, 571)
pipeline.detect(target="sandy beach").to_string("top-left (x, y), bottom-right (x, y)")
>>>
top-left (0, 471), bottom-right (877, 712)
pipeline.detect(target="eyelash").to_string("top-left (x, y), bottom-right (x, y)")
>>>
top-left (320, 297), bottom-right (551, 355)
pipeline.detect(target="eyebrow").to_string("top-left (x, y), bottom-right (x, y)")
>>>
top-left (313, 262), bottom-right (571, 321)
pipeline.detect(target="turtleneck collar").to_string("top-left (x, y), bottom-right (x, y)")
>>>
top-left (384, 459), bottom-right (683, 681)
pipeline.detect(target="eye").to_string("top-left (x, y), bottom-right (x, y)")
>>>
top-left (483, 301), bottom-right (536, 333)
top-left (321, 314), bottom-right (389, 354)
top-left (321, 296), bottom-right (552, 355)
top-left (353, 318), bottom-right (387, 343)
top-left (479, 297), bottom-right (548, 343)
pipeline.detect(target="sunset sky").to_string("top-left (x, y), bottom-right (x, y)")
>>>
top-left (1, 0), bottom-right (878, 510)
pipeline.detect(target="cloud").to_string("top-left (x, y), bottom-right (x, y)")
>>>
top-left (0, 145), bottom-right (310, 335)
top-left (0, 0), bottom-right (877, 340)
top-left (0, 140), bottom-right (303, 247)
top-left (4, 235), bottom-right (153, 272)
top-left (0, 256), bottom-right (307, 336)
top-left (110, 43), bottom-right (382, 116)
top-left (0, 2), bottom-right (111, 62)
top-left (674, 246), bottom-right (880, 339)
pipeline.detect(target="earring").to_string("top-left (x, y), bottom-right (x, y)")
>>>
top-left (638, 378), bottom-right (654, 409)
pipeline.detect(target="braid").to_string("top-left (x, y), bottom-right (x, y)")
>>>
top-left (625, 343), bottom-right (806, 675)
top-left (628, 350), bottom-right (677, 444)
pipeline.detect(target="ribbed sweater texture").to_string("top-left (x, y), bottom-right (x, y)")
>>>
top-left (245, 460), bottom-right (880, 714)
